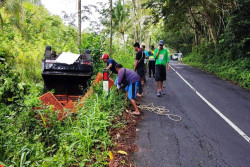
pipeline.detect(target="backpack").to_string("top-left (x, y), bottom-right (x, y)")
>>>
top-left (120, 68), bottom-right (128, 89)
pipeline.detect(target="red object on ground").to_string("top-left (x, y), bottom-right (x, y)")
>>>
top-left (39, 92), bottom-right (66, 120)
top-left (103, 71), bottom-right (109, 81)
top-left (94, 72), bottom-right (114, 89)
top-left (73, 72), bottom-right (114, 112)
top-left (54, 95), bottom-right (79, 106)
top-left (94, 72), bottom-right (103, 83)
top-left (54, 94), bottom-right (68, 105)
top-left (109, 78), bottom-right (114, 89)
top-left (64, 100), bottom-right (75, 109)
top-left (68, 95), bottom-right (79, 102)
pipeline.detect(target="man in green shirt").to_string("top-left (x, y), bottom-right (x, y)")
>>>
top-left (154, 40), bottom-right (170, 97)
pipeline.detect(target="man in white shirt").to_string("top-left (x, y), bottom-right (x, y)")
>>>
top-left (178, 51), bottom-right (183, 61)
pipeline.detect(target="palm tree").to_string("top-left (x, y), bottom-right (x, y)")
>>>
top-left (0, 0), bottom-right (41, 29)
top-left (78, 0), bottom-right (81, 54)
top-left (112, 0), bottom-right (131, 52)
top-left (109, 0), bottom-right (113, 57)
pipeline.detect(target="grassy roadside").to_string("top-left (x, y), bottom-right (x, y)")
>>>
top-left (0, 82), bottom-right (132, 166)
top-left (183, 55), bottom-right (250, 90)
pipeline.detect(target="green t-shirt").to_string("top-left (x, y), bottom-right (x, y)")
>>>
top-left (154, 48), bottom-right (169, 66)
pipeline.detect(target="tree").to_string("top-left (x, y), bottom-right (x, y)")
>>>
top-left (112, 0), bottom-right (131, 51)
top-left (78, 0), bottom-right (81, 54)
top-left (145, 0), bottom-right (238, 45)
top-left (109, 0), bottom-right (113, 56)
top-left (0, 0), bottom-right (41, 30)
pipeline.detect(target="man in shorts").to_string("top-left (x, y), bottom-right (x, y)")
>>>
top-left (148, 45), bottom-right (156, 78)
top-left (116, 64), bottom-right (141, 115)
top-left (141, 43), bottom-right (149, 82)
top-left (133, 42), bottom-right (145, 97)
top-left (154, 40), bottom-right (170, 97)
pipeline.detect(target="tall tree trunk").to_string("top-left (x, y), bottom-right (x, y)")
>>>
top-left (78, 0), bottom-right (81, 54)
top-left (139, 22), bottom-right (142, 43)
top-left (122, 32), bottom-right (126, 54)
top-left (132, 0), bottom-right (137, 43)
top-left (203, 10), bottom-right (217, 43)
top-left (0, 13), bottom-right (3, 31)
top-left (109, 0), bottom-right (113, 57)
top-left (188, 6), bottom-right (204, 39)
top-left (139, 7), bottom-right (142, 43)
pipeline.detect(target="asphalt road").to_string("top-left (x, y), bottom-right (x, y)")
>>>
top-left (134, 61), bottom-right (250, 167)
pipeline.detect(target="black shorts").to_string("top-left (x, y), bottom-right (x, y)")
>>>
top-left (136, 68), bottom-right (144, 78)
top-left (155, 65), bottom-right (166, 81)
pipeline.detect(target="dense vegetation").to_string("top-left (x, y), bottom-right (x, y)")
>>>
top-left (1, 82), bottom-right (127, 166)
top-left (0, 1), bottom-right (129, 166)
top-left (144, 0), bottom-right (250, 89)
top-left (182, 0), bottom-right (250, 89)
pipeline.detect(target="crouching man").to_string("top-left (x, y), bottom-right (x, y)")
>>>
top-left (116, 64), bottom-right (140, 115)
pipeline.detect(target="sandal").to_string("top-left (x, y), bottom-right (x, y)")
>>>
top-left (131, 111), bottom-right (140, 115)
top-left (137, 93), bottom-right (143, 97)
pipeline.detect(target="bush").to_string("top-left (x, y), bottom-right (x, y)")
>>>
top-left (182, 0), bottom-right (250, 90)
top-left (183, 55), bottom-right (250, 89)
top-left (216, 0), bottom-right (250, 61)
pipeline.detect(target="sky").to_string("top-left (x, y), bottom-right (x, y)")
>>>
top-left (40, 0), bottom-right (109, 30)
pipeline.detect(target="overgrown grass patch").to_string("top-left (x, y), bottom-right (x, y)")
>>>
top-left (0, 83), bottom-right (129, 166)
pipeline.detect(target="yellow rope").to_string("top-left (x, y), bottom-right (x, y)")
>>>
top-left (138, 103), bottom-right (182, 122)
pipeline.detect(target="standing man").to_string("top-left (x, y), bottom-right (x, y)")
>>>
top-left (148, 45), bottom-right (156, 78)
top-left (116, 64), bottom-right (141, 115)
top-left (178, 51), bottom-right (183, 62)
top-left (133, 42), bottom-right (145, 97)
top-left (141, 43), bottom-right (149, 82)
top-left (100, 53), bottom-right (118, 76)
top-left (154, 40), bottom-right (170, 97)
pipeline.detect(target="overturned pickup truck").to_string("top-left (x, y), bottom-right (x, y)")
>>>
top-left (42, 46), bottom-right (93, 95)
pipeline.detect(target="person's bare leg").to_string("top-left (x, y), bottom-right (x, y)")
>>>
top-left (130, 99), bottom-right (140, 115)
top-left (137, 79), bottom-right (143, 96)
top-left (156, 81), bottom-right (161, 92)
top-left (160, 81), bottom-right (163, 92)
top-left (141, 77), bottom-right (144, 85)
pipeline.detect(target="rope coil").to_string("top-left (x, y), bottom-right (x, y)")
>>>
top-left (138, 103), bottom-right (181, 122)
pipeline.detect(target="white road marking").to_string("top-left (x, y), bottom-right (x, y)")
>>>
top-left (170, 65), bottom-right (250, 143)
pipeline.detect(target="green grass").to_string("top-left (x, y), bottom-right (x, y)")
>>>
top-left (0, 2), bottom-right (135, 166)
top-left (0, 83), bottom-right (128, 166)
